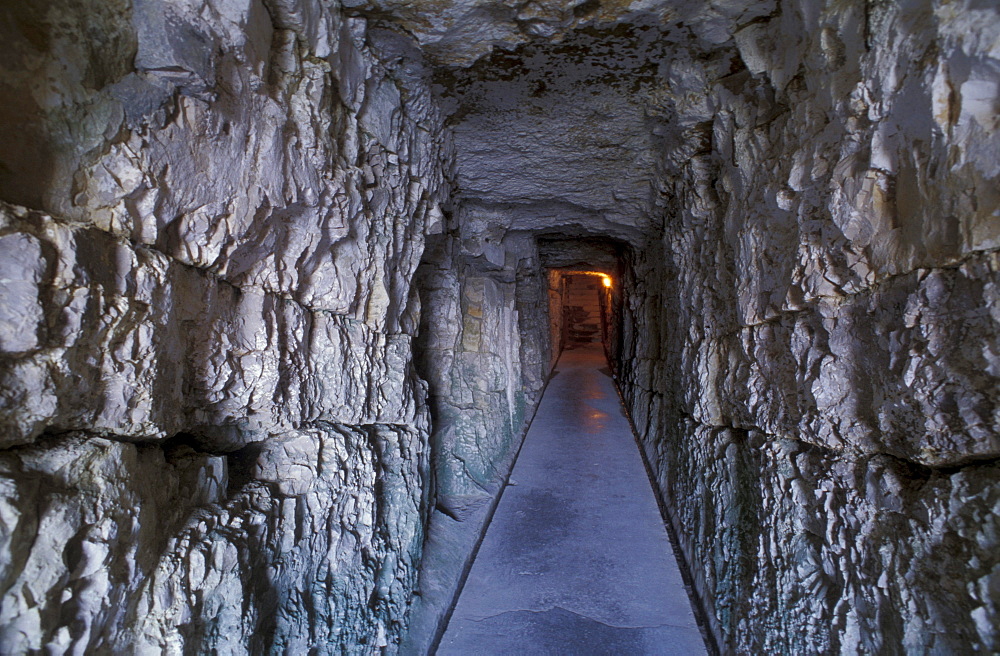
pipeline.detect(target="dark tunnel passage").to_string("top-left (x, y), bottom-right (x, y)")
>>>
top-left (408, 225), bottom-right (714, 653)
top-left (0, 1), bottom-right (997, 654)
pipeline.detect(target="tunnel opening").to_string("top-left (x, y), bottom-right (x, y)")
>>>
top-left (402, 229), bottom-right (640, 652)
top-left (536, 234), bottom-right (630, 372)
top-left (548, 270), bottom-right (611, 350)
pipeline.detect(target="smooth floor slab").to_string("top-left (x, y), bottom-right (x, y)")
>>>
top-left (437, 344), bottom-right (707, 655)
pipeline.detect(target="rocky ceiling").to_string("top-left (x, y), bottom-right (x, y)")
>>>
top-left (346, 0), bottom-right (775, 65)
top-left (354, 0), bottom-right (778, 246)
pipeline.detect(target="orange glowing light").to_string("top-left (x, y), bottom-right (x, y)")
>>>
top-left (602, 275), bottom-right (612, 288)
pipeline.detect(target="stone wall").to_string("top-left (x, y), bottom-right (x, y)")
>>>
top-left (404, 207), bottom-right (553, 651)
top-left (0, 0), bottom-right (451, 652)
top-left (616, 1), bottom-right (1000, 652)
top-left (414, 229), bottom-right (546, 519)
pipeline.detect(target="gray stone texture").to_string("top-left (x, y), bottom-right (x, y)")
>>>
top-left (611, 0), bottom-right (1000, 652)
top-left (0, 0), bottom-right (997, 653)
top-left (403, 208), bottom-right (553, 652)
top-left (0, 0), bottom-right (449, 652)
top-left (0, 424), bottom-right (427, 653)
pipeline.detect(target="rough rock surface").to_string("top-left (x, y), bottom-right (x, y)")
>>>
top-left (610, 0), bottom-right (1000, 651)
top-left (0, 425), bottom-right (427, 653)
top-left (437, 20), bottom-right (677, 245)
top-left (0, 0), bottom-right (450, 652)
top-left (1, 0), bottom-right (998, 653)
top-left (403, 205), bottom-right (553, 652)
top-left (342, 0), bottom-right (776, 66)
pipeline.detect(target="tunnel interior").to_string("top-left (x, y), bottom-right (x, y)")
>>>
top-left (0, 0), bottom-right (998, 654)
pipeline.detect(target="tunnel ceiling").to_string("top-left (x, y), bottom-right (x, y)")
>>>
top-left (537, 236), bottom-right (623, 273)
top-left (348, 0), bottom-right (775, 66)
top-left (359, 0), bottom-right (776, 247)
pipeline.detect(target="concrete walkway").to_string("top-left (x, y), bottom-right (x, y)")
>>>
top-left (437, 344), bottom-right (708, 655)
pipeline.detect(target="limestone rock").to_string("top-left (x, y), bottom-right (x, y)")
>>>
top-left (0, 425), bottom-right (428, 654)
top-left (0, 0), bottom-right (448, 652)
top-left (614, 0), bottom-right (1000, 651)
top-left (0, 203), bottom-right (431, 449)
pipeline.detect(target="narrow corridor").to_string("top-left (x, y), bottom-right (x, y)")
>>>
top-left (437, 344), bottom-right (707, 655)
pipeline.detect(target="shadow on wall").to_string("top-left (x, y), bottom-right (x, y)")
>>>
top-left (0, 0), bottom-right (137, 211)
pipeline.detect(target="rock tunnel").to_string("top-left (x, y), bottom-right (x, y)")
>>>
top-left (0, 0), bottom-right (998, 653)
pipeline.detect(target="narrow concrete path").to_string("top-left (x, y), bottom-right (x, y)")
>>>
top-left (437, 344), bottom-right (708, 655)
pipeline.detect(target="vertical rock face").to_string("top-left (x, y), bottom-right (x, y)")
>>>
top-left (415, 243), bottom-right (544, 515)
top-left (404, 206), bottom-right (553, 652)
top-left (0, 425), bottom-right (428, 653)
top-left (0, 0), bottom-right (450, 652)
top-left (614, 1), bottom-right (1000, 652)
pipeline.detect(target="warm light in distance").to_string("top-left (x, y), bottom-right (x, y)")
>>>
top-left (602, 275), bottom-right (612, 288)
